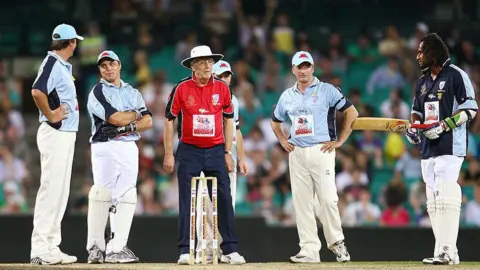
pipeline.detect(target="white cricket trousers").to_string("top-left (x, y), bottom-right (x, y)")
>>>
top-left (91, 141), bottom-right (139, 200)
top-left (195, 171), bottom-right (237, 254)
top-left (289, 144), bottom-right (344, 258)
top-left (31, 123), bottom-right (76, 258)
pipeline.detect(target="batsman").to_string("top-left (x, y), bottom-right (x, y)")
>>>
top-left (86, 50), bottom-right (153, 263)
top-left (406, 33), bottom-right (478, 265)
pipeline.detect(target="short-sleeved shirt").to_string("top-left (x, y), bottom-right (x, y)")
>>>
top-left (165, 75), bottom-right (234, 148)
top-left (411, 59), bottom-right (478, 158)
top-left (87, 79), bottom-right (152, 143)
top-left (271, 77), bottom-right (352, 147)
top-left (32, 51), bottom-right (79, 132)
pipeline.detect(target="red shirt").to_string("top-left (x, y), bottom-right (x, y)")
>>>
top-left (166, 75), bottom-right (233, 148)
top-left (380, 207), bottom-right (410, 227)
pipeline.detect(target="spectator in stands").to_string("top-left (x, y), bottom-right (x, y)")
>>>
top-left (460, 158), bottom-right (480, 183)
top-left (160, 174), bottom-right (179, 214)
top-left (324, 32), bottom-right (348, 73)
top-left (355, 130), bottom-right (383, 168)
top-left (234, 0), bottom-right (276, 49)
top-left (394, 146), bottom-right (422, 183)
top-left (136, 22), bottom-right (162, 54)
top-left (133, 49), bottom-right (152, 86)
top-left (79, 22), bottom-right (107, 79)
top-left (272, 13), bottom-right (295, 55)
top-left (175, 32), bottom-right (198, 62)
top-left (4, 123), bottom-right (30, 166)
top-left (0, 143), bottom-right (28, 187)
top-left (407, 22), bottom-right (429, 52)
top-left (343, 167), bottom-right (369, 203)
top-left (456, 40), bottom-right (480, 77)
top-left (380, 88), bottom-right (410, 119)
top-left (380, 179), bottom-right (410, 227)
top-left (378, 25), bottom-right (405, 57)
top-left (464, 181), bottom-right (480, 226)
top-left (202, 0), bottom-right (232, 36)
top-left (409, 180), bottom-right (427, 223)
top-left (317, 57), bottom-right (336, 84)
top-left (347, 33), bottom-right (378, 63)
top-left (366, 56), bottom-right (406, 94)
top-left (141, 71), bottom-right (173, 108)
top-left (137, 176), bottom-right (162, 215)
top-left (238, 84), bottom-right (263, 135)
top-left (0, 181), bottom-right (27, 214)
top-left (336, 156), bottom-right (369, 193)
top-left (342, 187), bottom-right (381, 227)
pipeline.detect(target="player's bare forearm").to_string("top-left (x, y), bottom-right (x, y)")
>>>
top-left (32, 89), bottom-right (53, 121)
top-left (135, 115), bottom-right (152, 132)
top-left (271, 120), bottom-right (288, 143)
top-left (224, 117), bottom-right (233, 151)
top-left (108, 111), bottom-right (137, 126)
top-left (164, 119), bottom-right (175, 155)
top-left (338, 106), bottom-right (359, 144)
top-left (236, 129), bottom-right (246, 161)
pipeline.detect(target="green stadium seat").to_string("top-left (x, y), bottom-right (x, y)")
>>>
top-left (0, 26), bottom-right (21, 56)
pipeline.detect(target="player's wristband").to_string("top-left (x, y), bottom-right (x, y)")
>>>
top-left (225, 150), bottom-right (233, 156)
top-left (133, 110), bottom-right (142, 120)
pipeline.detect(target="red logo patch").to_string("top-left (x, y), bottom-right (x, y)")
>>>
top-left (220, 63), bottom-right (228, 68)
top-left (101, 52), bottom-right (110, 57)
top-left (299, 53), bottom-right (308, 59)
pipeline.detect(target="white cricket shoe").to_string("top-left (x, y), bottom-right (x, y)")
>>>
top-left (432, 253), bottom-right (460, 265)
top-left (105, 246), bottom-right (139, 263)
top-left (220, 252), bottom-right (246, 264)
top-left (195, 251), bottom-right (214, 264)
top-left (423, 253), bottom-right (460, 265)
top-left (289, 254), bottom-right (320, 263)
top-left (177, 254), bottom-right (190, 265)
top-left (331, 241), bottom-right (350, 262)
top-left (51, 249), bottom-right (77, 264)
top-left (30, 254), bottom-right (62, 265)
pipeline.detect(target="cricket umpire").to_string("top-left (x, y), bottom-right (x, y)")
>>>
top-left (163, 45), bottom-right (246, 265)
top-left (271, 51), bottom-right (358, 263)
top-left (30, 23), bottom-right (83, 265)
top-left (86, 50), bottom-right (152, 264)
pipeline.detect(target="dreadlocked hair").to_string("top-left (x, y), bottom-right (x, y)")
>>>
top-left (421, 33), bottom-right (450, 68)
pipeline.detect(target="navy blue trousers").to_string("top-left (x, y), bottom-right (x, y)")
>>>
top-left (176, 142), bottom-right (238, 255)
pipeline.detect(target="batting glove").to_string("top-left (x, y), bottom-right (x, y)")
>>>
top-left (422, 121), bottom-right (447, 140)
top-left (405, 127), bottom-right (421, 144)
top-left (102, 123), bottom-right (137, 139)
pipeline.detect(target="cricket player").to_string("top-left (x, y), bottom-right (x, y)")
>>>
top-left (194, 60), bottom-right (248, 263)
top-left (86, 50), bottom-right (152, 264)
top-left (163, 45), bottom-right (246, 265)
top-left (271, 51), bottom-right (358, 263)
top-left (30, 23), bottom-right (83, 265)
top-left (406, 33), bottom-right (477, 265)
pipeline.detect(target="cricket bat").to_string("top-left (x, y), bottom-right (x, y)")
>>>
top-left (351, 117), bottom-right (435, 132)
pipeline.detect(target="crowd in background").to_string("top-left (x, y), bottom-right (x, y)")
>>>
top-left (2, 0), bottom-right (480, 229)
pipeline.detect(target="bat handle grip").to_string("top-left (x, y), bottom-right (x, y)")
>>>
top-left (410, 123), bottom-right (436, 130)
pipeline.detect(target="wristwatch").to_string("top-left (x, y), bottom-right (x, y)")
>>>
top-left (225, 150), bottom-right (233, 156)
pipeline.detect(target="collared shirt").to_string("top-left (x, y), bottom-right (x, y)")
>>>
top-left (411, 59), bottom-right (478, 158)
top-left (232, 94), bottom-right (240, 167)
top-left (32, 51), bottom-right (79, 132)
top-left (165, 74), bottom-right (234, 148)
top-left (87, 79), bottom-right (152, 143)
top-left (271, 77), bottom-right (352, 147)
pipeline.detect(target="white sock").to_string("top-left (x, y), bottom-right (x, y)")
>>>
top-left (436, 182), bottom-right (461, 259)
top-left (86, 185), bottom-right (112, 252)
top-left (111, 188), bottom-right (137, 253)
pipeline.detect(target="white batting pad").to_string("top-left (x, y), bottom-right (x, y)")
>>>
top-left (110, 187), bottom-right (137, 253)
top-left (437, 181), bottom-right (461, 259)
top-left (87, 185), bottom-right (112, 251)
top-left (425, 185), bottom-right (439, 257)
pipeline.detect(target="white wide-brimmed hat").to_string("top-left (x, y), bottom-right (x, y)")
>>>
top-left (181, 45), bottom-right (223, 69)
